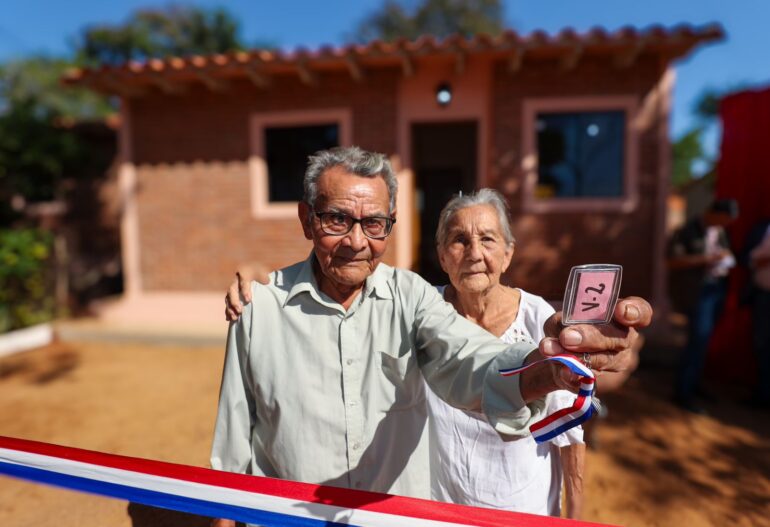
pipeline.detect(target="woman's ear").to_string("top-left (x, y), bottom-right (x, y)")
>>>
top-left (437, 243), bottom-right (448, 274)
top-left (502, 243), bottom-right (515, 273)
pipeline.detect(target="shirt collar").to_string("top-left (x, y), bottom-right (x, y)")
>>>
top-left (284, 252), bottom-right (323, 307)
top-left (365, 262), bottom-right (393, 300)
top-left (283, 252), bottom-right (393, 307)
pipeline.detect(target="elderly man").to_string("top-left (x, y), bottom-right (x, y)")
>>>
top-left (211, 146), bottom-right (650, 526)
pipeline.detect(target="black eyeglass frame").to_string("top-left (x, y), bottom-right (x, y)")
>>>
top-left (313, 211), bottom-right (396, 239)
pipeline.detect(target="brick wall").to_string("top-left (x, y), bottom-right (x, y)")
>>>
top-left (129, 69), bottom-right (400, 290)
top-left (127, 58), bottom-right (667, 298)
top-left (489, 56), bottom-right (665, 300)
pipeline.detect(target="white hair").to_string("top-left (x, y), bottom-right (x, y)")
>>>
top-left (435, 188), bottom-right (515, 247)
top-left (304, 146), bottom-right (398, 212)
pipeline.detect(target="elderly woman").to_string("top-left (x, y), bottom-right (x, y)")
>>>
top-left (225, 188), bottom-right (584, 518)
top-left (427, 188), bottom-right (584, 518)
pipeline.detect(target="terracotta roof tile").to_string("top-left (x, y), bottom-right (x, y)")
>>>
top-left (63, 23), bottom-right (724, 92)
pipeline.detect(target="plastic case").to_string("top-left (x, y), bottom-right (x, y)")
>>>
top-left (562, 264), bottom-right (623, 325)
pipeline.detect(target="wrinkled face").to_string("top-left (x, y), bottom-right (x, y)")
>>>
top-left (299, 166), bottom-right (392, 290)
top-left (438, 204), bottom-right (514, 294)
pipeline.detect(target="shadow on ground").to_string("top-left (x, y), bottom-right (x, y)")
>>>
top-left (0, 345), bottom-right (79, 384)
top-left (592, 327), bottom-right (770, 526)
top-left (127, 503), bottom-right (215, 527)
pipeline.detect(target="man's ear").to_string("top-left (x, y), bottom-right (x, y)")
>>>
top-left (298, 201), bottom-right (313, 240)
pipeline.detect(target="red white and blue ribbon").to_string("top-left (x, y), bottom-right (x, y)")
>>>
top-left (499, 355), bottom-right (595, 444)
top-left (0, 436), bottom-right (610, 527)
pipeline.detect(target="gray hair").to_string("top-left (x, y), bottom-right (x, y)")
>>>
top-left (435, 188), bottom-right (515, 247)
top-left (304, 146), bottom-right (398, 212)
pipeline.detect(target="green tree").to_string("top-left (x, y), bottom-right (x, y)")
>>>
top-left (0, 229), bottom-right (55, 332)
top-left (671, 127), bottom-right (710, 188)
top-left (351, 0), bottom-right (505, 42)
top-left (692, 87), bottom-right (723, 121)
top-left (76, 5), bottom-right (246, 66)
top-left (0, 57), bottom-right (113, 225)
top-left (671, 83), bottom-right (760, 189)
top-left (0, 57), bottom-right (113, 119)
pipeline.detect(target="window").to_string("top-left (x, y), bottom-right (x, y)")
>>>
top-left (249, 109), bottom-right (352, 218)
top-left (535, 111), bottom-right (625, 199)
top-left (521, 97), bottom-right (638, 213)
top-left (265, 124), bottom-right (339, 202)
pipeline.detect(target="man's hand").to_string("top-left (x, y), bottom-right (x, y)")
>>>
top-left (210, 519), bottom-right (236, 527)
top-left (521, 296), bottom-right (652, 401)
top-left (542, 296), bottom-right (651, 370)
top-left (224, 263), bottom-right (271, 321)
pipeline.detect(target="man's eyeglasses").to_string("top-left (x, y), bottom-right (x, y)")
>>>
top-left (314, 211), bottom-right (395, 239)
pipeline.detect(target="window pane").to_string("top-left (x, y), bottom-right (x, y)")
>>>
top-left (536, 111), bottom-right (625, 199)
top-left (265, 124), bottom-right (339, 202)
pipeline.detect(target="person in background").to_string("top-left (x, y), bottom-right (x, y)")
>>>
top-left (667, 198), bottom-right (739, 413)
top-left (743, 217), bottom-right (770, 409)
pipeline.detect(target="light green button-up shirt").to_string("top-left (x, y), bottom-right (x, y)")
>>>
top-left (210, 254), bottom-right (546, 499)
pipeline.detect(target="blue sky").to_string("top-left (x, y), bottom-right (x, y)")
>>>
top-left (1, 0), bottom-right (768, 152)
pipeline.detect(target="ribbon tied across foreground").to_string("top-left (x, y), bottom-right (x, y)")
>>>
top-left (0, 435), bottom-right (613, 527)
top-left (499, 354), bottom-right (596, 443)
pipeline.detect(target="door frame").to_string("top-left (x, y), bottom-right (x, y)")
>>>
top-left (409, 120), bottom-right (480, 278)
top-left (395, 56), bottom-right (492, 269)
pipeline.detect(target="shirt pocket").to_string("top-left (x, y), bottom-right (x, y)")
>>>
top-left (378, 351), bottom-right (423, 412)
top-left (379, 350), bottom-right (415, 381)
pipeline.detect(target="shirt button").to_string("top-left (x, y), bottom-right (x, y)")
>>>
top-left (352, 442), bottom-right (360, 450)
top-left (349, 400), bottom-right (357, 407)
top-left (346, 359), bottom-right (353, 365)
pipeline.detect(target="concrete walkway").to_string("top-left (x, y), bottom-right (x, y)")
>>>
top-left (55, 318), bottom-right (227, 347)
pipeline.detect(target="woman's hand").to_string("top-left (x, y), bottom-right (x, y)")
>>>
top-left (224, 262), bottom-right (271, 321)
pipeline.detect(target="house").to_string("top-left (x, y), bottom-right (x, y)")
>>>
top-left (65, 24), bottom-right (723, 326)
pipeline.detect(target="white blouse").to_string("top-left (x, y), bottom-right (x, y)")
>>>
top-left (427, 288), bottom-right (583, 515)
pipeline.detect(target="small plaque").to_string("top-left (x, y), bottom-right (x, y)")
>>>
top-left (562, 264), bottom-right (623, 325)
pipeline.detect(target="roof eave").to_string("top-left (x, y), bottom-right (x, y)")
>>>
top-left (62, 23), bottom-right (725, 97)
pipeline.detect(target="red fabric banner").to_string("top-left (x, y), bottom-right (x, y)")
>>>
top-left (708, 86), bottom-right (770, 382)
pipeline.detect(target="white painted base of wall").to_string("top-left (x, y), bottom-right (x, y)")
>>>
top-left (0, 323), bottom-right (54, 358)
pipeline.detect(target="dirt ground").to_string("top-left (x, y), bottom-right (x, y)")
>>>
top-left (0, 340), bottom-right (768, 527)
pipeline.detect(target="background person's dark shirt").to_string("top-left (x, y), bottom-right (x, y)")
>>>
top-left (667, 218), bottom-right (731, 314)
